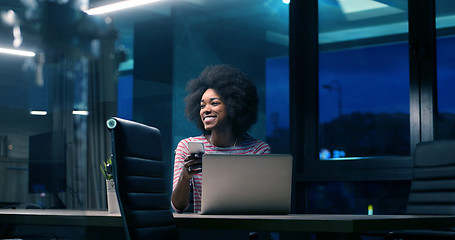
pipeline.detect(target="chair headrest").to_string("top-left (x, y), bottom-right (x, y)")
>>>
top-left (414, 139), bottom-right (455, 167)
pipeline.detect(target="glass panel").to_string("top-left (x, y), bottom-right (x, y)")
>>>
top-left (0, 0), bottom-right (289, 211)
top-left (0, 1), bottom-right (116, 209)
top-left (167, 1), bottom-right (290, 154)
top-left (436, 0), bottom-right (455, 140)
top-left (113, 1), bottom-right (290, 154)
top-left (266, 56), bottom-right (290, 154)
top-left (305, 181), bottom-right (410, 214)
top-left (318, 0), bottom-right (410, 159)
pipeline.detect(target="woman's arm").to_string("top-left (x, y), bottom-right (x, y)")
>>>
top-left (171, 140), bottom-right (202, 212)
top-left (171, 166), bottom-right (192, 212)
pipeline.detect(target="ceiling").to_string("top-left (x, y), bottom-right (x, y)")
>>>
top-left (1, 0), bottom-right (455, 56)
top-left (87, 0), bottom-right (290, 68)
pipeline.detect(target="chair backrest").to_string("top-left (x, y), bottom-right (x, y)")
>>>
top-left (107, 117), bottom-right (178, 240)
top-left (406, 139), bottom-right (455, 215)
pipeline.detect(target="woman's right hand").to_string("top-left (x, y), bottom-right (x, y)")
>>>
top-left (183, 153), bottom-right (203, 176)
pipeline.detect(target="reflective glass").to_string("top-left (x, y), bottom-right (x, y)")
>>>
top-left (305, 181), bottom-right (410, 214)
top-left (0, 0), bottom-right (289, 211)
top-left (318, 0), bottom-right (410, 159)
top-left (436, 0), bottom-right (455, 140)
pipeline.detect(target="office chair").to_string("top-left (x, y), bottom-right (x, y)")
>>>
top-left (107, 117), bottom-right (178, 240)
top-left (385, 139), bottom-right (455, 240)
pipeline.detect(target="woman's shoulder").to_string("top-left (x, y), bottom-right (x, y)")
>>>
top-left (240, 135), bottom-right (271, 154)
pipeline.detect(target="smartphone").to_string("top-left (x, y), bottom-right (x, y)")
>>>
top-left (188, 141), bottom-right (205, 154)
top-left (187, 141), bottom-right (204, 173)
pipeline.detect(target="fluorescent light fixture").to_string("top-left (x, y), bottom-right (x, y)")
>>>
top-left (30, 110), bottom-right (90, 116)
top-left (30, 111), bottom-right (47, 116)
top-left (338, 0), bottom-right (388, 14)
top-left (0, 47), bottom-right (35, 57)
top-left (85, 0), bottom-right (162, 15)
top-left (338, 0), bottom-right (403, 21)
top-left (73, 110), bottom-right (89, 116)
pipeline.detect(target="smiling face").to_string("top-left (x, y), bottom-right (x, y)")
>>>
top-left (200, 88), bottom-right (230, 132)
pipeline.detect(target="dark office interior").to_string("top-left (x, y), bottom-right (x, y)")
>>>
top-left (0, 0), bottom-right (455, 239)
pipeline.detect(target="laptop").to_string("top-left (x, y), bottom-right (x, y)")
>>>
top-left (200, 154), bottom-right (293, 215)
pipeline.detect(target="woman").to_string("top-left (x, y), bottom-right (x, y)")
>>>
top-left (171, 64), bottom-right (271, 213)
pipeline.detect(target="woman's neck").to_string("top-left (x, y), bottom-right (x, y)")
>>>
top-left (209, 130), bottom-right (237, 147)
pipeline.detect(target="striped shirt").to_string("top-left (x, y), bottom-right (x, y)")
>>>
top-left (172, 134), bottom-right (271, 213)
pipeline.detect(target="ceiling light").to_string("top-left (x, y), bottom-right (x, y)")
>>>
top-left (338, 0), bottom-right (388, 14)
top-left (337, 0), bottom-right (403, 21)
top-left (30, 111), bottom-right (47, 116)
top-left (73, 110), bottom-right (89, 116)
top-left (85, 0), bottom-right (162, 15)
top-left (0, 47), bottom-right (35, 57)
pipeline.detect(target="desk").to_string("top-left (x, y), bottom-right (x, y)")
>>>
top-left (174, 213), bottom-right (455, 233)
top-left (0, 209), bottom-right (122, 227)
top-left (1, 209), bottom-right (455, 233)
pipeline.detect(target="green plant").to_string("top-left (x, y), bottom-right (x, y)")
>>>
top-left (100, 155), bottom-right (113, 180)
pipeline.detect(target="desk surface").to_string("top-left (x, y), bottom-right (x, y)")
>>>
top-left (0, 209), bottom-right (122, 227)
top-left (1, 209), bottom-right (455, 233)
top-left (175, 213), bottom-right (455, 233)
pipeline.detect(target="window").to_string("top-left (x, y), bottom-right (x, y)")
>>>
top-left (436, 1), bottom-right (455, 140)
top-left (0, 0), bottom-right (290, 210)
top-left (295, 0), bottom-right (414, 214)
top-left (160, 1), bottom-right (290, 153)
top-left (266, 56), bottom-right (290, 154)
top-left (318, 0), bottom-right (410, 159)
top-left (0, 2), bottom-right (115, 209)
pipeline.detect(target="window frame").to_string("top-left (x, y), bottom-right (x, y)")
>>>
top-left (290, 0), bottom-right (437, 185)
